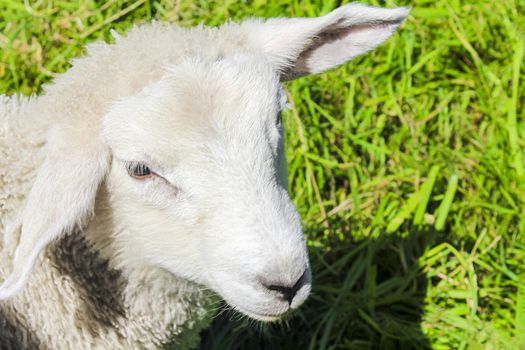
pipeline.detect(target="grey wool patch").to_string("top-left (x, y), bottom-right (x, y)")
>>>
top-left (49, 233), bottom-right (126, 338)
top-left (0, 309), bottom-right (42, 350)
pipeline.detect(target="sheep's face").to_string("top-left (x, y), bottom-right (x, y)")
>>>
top-left (0, 3), bottom-right (409, 323)
top-left (103, 55), bottom-right (311, 321)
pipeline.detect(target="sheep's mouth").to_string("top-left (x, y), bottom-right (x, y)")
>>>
top-left (232, 304), bottom-right (290, 322)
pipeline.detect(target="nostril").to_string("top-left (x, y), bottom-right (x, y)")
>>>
top-left (266, 284), bottom-right (296, 305)
top-left (261, 269), bottom-right (309, 305)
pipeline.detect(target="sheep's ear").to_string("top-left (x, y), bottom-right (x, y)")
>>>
top-left (0, 126), bottom-right (109, 299)
top-left (246, 3), bottom-right (410, 80)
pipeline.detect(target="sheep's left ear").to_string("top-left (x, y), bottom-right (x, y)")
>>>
top-left (0, 125), bottom-right (109, 299)
top-left (245, 3), bottom-right (410, 80)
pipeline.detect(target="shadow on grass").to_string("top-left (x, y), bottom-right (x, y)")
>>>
top-left (199, 228), bottom-right (438, 350)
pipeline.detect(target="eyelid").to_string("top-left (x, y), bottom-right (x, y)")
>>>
top-left (125, 161), bottom-right (155, 179)
top-left (124, 160), bottom-right (174, 185)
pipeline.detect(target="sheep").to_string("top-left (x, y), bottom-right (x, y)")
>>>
top-left (0, 3), bottom-right (409, 349)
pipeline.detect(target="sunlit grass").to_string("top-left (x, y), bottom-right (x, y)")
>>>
top-left (1, 0), bottom-right (524, 349)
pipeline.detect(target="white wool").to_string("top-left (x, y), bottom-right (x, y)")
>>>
top-left (0, 3), bottom-right (408, 348)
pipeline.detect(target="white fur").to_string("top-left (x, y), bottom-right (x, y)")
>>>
top-left (0, 3), bottom-right (408, 348)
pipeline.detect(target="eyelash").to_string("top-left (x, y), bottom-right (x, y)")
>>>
top-left (125, 161), bottom-right (155, 180)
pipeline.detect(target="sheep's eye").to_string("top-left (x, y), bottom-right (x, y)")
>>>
top-left (276, 111), bottom-right (282, 127)
top-left (126, 162), bottom-right (153, 179)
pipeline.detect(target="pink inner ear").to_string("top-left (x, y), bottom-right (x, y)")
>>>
top-left (297, 25), bottom-right (363, 61)
top-left (279, 10), bottom-right (406, 81)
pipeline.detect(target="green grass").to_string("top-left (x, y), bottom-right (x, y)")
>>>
top-left (1, 0), bottom-right (524, 349)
